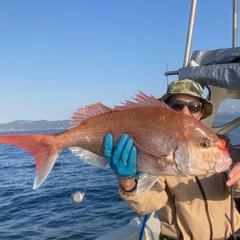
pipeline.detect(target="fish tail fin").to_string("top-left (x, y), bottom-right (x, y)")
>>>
top-left (0, 134), bottom-right (60, 189)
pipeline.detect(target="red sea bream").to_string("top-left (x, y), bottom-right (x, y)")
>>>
top-left (0, 92), bottom-right (232, 195)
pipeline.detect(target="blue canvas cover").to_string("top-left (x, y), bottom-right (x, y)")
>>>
top-left (178, 47), bottom-right (240, 90)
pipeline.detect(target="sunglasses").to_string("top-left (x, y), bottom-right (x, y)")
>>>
top-left (168, 100), bottom-right (202, 113)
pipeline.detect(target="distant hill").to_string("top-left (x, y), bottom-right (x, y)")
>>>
top-left (0, 111), bottom-right (239, 132)
top-left (0, 120), bottom-right (70, 132)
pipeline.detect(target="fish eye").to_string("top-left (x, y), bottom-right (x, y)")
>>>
top-left (200, 138), bottom-right (211, 149)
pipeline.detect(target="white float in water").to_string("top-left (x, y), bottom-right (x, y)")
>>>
top-left (71, 191), bottom-right (85, 204)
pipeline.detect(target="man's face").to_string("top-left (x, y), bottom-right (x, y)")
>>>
top-left (168, 94), bottom-right (204, 121)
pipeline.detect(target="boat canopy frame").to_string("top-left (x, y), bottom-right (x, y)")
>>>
top-left (165, 0), bottom-right (240, 131)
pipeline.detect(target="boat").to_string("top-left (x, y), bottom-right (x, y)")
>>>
top-left (96, 0), bottom-right (240, 239)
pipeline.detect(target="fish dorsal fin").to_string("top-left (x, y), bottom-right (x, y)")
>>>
top-left (137, 173), bottom-right (160, 196)
top-left (114, 91), bottom-right (170, 111)
top-left (69, 103), bottom-right (112, 129)
top-left (69, 91), bottom-right (169, 128)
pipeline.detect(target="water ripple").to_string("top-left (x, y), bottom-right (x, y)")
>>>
top-left (0, 130), bottom-right (138, 239)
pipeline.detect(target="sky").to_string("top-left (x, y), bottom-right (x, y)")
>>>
top-left (0, 0), bottom-right (237, 123)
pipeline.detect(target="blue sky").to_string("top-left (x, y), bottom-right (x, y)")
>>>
top-left (0, 0), bottom-right (236, 123)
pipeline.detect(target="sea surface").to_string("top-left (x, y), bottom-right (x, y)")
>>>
top-left (0, 130), bottom-right (138, 240)
top-left (1, 125), bottom-right (240, 240)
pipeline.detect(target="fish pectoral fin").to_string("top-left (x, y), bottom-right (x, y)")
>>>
top-left (133, 140), bottom-right (167, 158)
top-left (69, 147), bottom-right (108, 167)
top-left (136, 173), bottom-right (160, 196)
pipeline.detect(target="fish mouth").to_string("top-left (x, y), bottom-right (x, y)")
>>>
top-left (213, 157), bottom-right (233, 173)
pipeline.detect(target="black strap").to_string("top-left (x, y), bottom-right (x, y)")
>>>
top-left (196, 176), bottom-right (213, 240)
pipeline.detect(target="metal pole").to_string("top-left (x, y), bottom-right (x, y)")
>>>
top-left (165, 60), bottom-right (169, 86)
top-left (183, 0), bottom-right (198, 67)
top-left (232, 0), bottom-right (238, 47)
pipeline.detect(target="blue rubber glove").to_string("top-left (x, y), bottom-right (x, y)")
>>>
top-left (104, 133), bottom-right (137, 178)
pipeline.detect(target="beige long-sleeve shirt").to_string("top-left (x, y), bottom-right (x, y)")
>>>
top-left (120, 173), bottom-right (240, 239)
top-left (119, 138), bottom-right (240, 239)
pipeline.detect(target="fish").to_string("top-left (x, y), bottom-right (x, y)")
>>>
top-left (0, 92), bottom-right (232, 195)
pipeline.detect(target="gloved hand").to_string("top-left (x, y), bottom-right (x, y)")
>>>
top-left (104, 133), bottom-right (137, 178)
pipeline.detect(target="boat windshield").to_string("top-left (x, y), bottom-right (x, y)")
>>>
top-left (214, 98), bottom-right (240, 146)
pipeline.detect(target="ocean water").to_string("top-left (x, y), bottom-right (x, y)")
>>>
top-left (0, 125), bottom-right (240, 240)
top-left (0, 130), bottom-right (138, 240)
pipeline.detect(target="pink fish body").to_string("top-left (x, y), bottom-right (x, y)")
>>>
top-left (0, 92), bottom-right (232, 195)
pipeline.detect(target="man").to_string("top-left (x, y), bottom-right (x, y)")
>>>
top-left (104, 79), bottom-right (240, 240)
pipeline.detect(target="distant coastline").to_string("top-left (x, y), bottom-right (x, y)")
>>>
top-left (0, 111), bottom-right (239, 132)
top-left (0, 120), bottom-right (70, 132)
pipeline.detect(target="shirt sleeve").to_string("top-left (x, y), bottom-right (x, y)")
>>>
top-left (218, 134), bottom-right (240, 196)
top-left (118, 176), bottom-right (168, 215)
